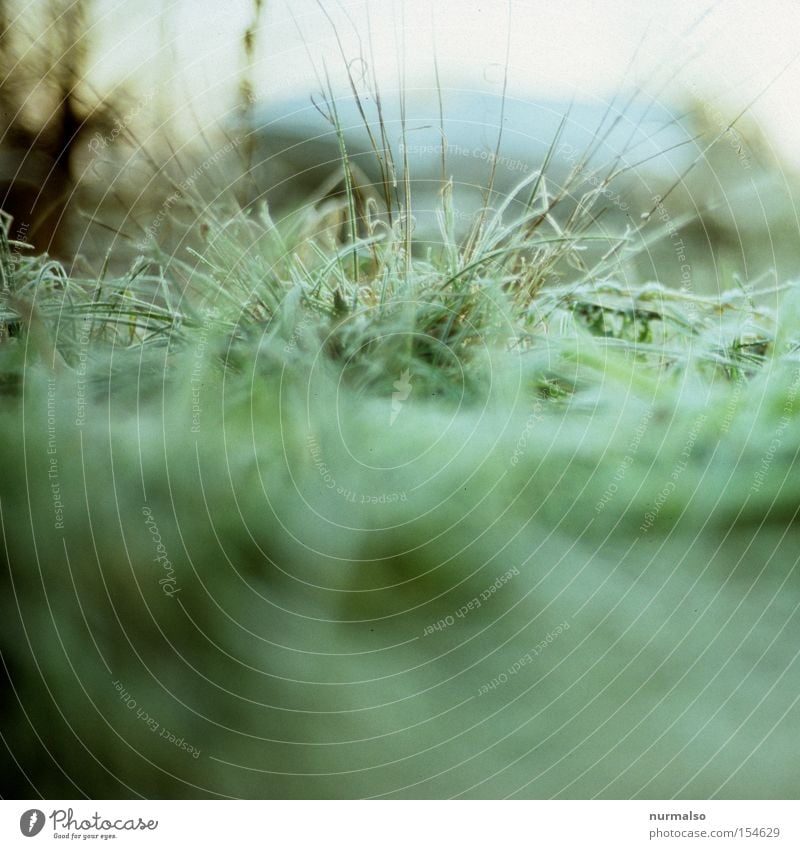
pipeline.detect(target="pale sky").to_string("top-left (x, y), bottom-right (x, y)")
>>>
top-left (79, 0), bottom-right (800, 167)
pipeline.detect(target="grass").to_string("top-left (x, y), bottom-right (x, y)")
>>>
top-left (1, 82), bottom-right (800, 799)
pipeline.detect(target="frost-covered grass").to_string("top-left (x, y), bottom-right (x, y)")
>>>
top-left (1, 125), bottom-right (799, 799)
